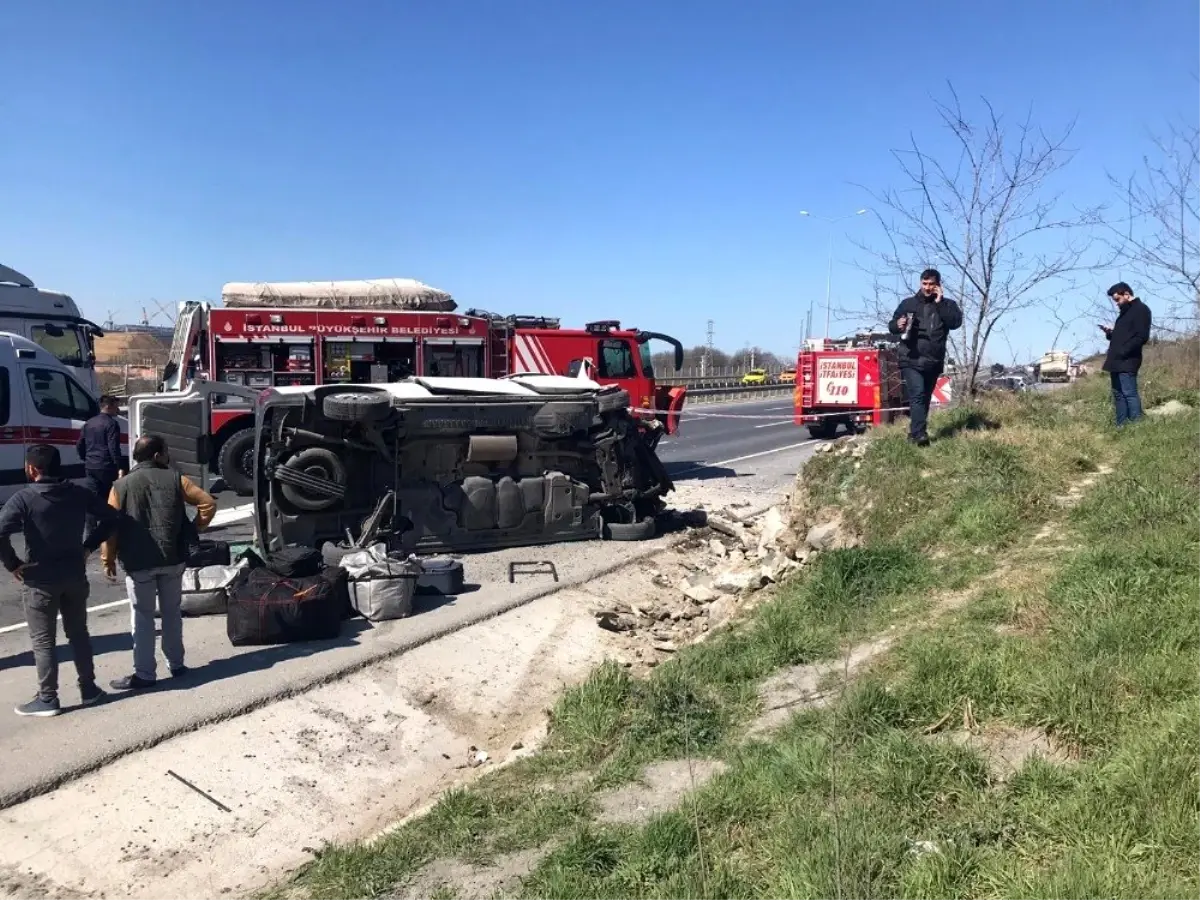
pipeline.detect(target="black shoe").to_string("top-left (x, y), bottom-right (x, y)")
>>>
top-left (80, 683), bottom-right (108, 706)
top-left (110, 674), bottom-right (156, 691)
top-left (169, 666), bottom-right (189, 678)
top-left (15, 697), bottom-right (61, 717)
top-left (916, 436), bottom-right (931, 448)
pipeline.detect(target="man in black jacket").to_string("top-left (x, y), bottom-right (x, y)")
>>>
top-left (0, 445), bottom-right (117, 717)
top-left (76, 395), bottom-right (124, 506)
top-left (888, 268), bottom-right (964, 445)
top-left (1100, 282), bottom-right (1152, 427)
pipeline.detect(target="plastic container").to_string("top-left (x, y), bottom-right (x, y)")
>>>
top-left (417, 558), bottom-right (465, 595)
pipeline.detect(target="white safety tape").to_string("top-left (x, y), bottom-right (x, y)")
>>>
top-left (635, 403), bottom-right (934, 422)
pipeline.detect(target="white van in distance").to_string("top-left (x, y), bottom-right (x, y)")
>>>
top-left (0, 332), bottom-right (128, 504)
top-left (0, 263), bottom-right (104, 396)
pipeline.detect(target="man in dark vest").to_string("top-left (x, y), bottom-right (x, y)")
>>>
top-left (0, 445), bottom-right (117, 716)
top-left (1099, 282), bottom-right (1153, 427)
top-left (888, 268), bottom-right (964, 445)
top-left (101, 434), bottom-right (217, 690)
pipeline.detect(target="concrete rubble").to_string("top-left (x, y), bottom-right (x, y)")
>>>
top-left (589, 436), bottom-right (866, 664)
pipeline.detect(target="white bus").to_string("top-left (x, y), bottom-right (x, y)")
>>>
top-left (0, 263), bottom-right (103, 396)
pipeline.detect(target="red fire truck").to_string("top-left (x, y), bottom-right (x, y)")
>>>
top-left (793, 332), bottom-right (953, 439)
top-left (161, 281), bottom-right (686, 495)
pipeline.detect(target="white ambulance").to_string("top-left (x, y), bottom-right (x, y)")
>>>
top-left (0, 332), bottom-right (127, 503)
top-left (0, 263), bottom-right (103, 396)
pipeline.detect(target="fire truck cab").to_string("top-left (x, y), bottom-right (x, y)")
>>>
top-left (162, 284), bottom-right (686, 495)
top-left (478, 313), bottom-right (687, 442)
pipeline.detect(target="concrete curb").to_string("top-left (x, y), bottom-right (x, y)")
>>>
top-left (0, 504), bottom-right (780, 811)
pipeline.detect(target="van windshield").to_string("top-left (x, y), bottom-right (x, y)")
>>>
top-left (31, 324), bottom-right (87, 368)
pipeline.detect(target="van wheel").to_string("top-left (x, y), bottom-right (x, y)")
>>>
top-left (603, 516), bottom-right (657, 542)
top-left (217, 429), bottom-right (256, 496)
top-left (324, 391), bottom-right (391, 423)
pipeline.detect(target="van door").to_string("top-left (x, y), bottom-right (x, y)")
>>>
top-left (127, 380), bottom-right (258, 495)
top-left (128, 389), bottom-right (214, 494)
top-left (0, 364), bottom-right (25, 504)
top-left (17, 359), bottom-right (101, 480)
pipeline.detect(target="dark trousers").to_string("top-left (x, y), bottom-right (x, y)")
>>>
top-left (22, 579), bottom-right (95, 702)
top-left (84, 469), bottom-right (117, 532)
top-left (902, 367), bottom-right (939, 439)
top-left (1110, 372), bottom-right (1143, 427)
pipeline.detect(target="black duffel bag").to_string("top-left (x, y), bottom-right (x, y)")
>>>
top-left (186, 539), bottom-right (231, 568)
top-left (263, 546), bottom-right (324, 578)
top-left (227, 567), bottom-right (344, 646)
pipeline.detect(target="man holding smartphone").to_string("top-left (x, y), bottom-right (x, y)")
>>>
top-left (888, 268), bottom-right (963, 446)
top-left (1099, 282), bottom-right (1152, 427)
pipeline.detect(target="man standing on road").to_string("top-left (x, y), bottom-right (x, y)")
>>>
top-left (77, 394), bottom-right (125, 529)
top-left (0, 445), bottom-right (117, 717)
top-left (1100, 282), bottom-right (1152, 427)
top-left (102, 434), bottom-right (217, 691)
top-left (888, 268), bottom-right (963, 446)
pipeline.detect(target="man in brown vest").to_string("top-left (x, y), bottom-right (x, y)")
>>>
top-left (101, 434), bottom-right (217, 690)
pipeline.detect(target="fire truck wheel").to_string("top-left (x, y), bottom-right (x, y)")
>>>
top-left (278, 447), bottom-right (347, 512)
top-left (217, 428), bottom-right (257, 497)
top-left (603, 515), bottom-right (657, 542)
top-left (323, 391), bottom-right (392, 423)
top-left (807, 420), bottom-right (838, 440)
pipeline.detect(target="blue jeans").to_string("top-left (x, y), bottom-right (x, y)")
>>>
top-left (901, 368), bottom-right (938, 439)
top-left (1110, 372), bottom-right (1143, 426)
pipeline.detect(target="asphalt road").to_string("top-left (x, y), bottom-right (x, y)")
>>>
top-left (0, 395), bottom-right (818, 806)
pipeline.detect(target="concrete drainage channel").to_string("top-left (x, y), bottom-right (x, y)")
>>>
top-left (0, 504), bottom-right (781, 900)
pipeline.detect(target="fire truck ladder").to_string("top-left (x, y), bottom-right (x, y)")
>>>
top-left (488, 321), bottom-right (512, 379)
top-left (162, 300), bottom-right (205, 392)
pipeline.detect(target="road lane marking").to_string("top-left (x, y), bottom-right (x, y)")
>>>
top-left (670, 439), bottom-right (819, 477)
top-left (753, 420), bottom-right (792, 429)
top-left (0, 599), bottom-right (130, 635)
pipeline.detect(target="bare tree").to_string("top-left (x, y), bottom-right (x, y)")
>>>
top-left (851, 84), bottom-right (1101, 394)
top-left (1103, 122), bottom-right (1199, 334)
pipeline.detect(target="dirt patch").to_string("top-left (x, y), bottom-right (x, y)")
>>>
top-left (389, 848), bottom-right (546, 900)
top-left (935, 725), bottom-right (1074, 784)
top-left (746, 636), bottom-right (895, 738)
top-left (594, 759), bottom-right (728, 825)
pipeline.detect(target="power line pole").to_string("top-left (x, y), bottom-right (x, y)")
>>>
top-left (703, 319), bottom-right (714, 376)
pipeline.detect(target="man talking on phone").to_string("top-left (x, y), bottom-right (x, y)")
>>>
top-left (888, 268), bottom-right (963, 446)
top-left (1099, 282), bottom-right (1152, 427)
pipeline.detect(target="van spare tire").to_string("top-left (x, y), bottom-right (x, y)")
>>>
top-left (278, 447), bottom-right (348, 512)
top-left (323, 391), bottom-right (392, 423)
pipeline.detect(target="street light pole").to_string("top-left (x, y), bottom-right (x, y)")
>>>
top-left (800, 208), bottom-right (868, 339)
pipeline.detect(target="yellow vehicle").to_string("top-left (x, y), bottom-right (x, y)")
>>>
top-left (778, 368), bottom-right (796, 384)
top-left (741, 368), bottom-right (768, 385)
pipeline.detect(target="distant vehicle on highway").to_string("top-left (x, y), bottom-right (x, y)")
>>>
top-left (741, 368), bottom-right (768, 385)
top-left (980, 374), bottom-right (1031, 394)
top-left (778, 368), bottom-right (796, 384)
top-left (1036, 350), bottom-right (1071, 383)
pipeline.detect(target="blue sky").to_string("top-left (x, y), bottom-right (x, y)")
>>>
top-left (2, 0), bottom-right (1196, 363)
